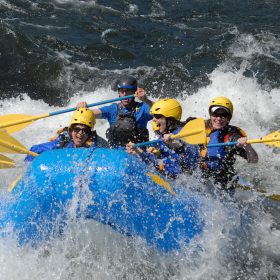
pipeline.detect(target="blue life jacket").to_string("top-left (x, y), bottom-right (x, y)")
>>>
top-left (202, 124), bottom-right (247, 171)
top-left (140, 126), bottom-right (200, 178)
top-left (25, 128), bottom-right (108, 162)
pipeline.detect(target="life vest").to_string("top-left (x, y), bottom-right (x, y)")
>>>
top-left (106, 102), bottom-right (149, 147)
top-left (50, 127), bottom-right (94, 148)
top-left (157, 127), bottom-right (200, 177)
top-left (200, 122), bottom-right (247, 171)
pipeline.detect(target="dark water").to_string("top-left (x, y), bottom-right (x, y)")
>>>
top-left (1, 1), bottom-right (280, 280)
top-left (1, 0), bottom-right (280, 105)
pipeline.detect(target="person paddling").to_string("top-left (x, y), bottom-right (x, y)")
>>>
top-left (201, 96), bottom-right (258, 191)
top-left (77, 75), bottom-right (154, 147)
top-left (25, 107), bottom-right (108, 161)
top-left (126, 99), bottom-right (200, 178)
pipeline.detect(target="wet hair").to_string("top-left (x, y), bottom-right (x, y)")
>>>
top-left (165, 117), bottom-right (183, 133)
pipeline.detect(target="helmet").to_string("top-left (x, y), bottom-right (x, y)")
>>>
top-left (150, 99), bottom-right (182, 121)
top-left (117, 75), bottom-right (137, 90)
top-left (70, 108), bottom-right (96, 129)
top-left (209, 96), bottom-right (233, 116)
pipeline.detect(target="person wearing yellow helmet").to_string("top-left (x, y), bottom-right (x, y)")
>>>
top-left (201, 96), bottom-right (258, 191)
top-left (25, 108), bottom-right (108, 161)
top-left (127, 99), bottom-right (200, 178)
top-left (150, 98), bottom-right (183, 134)
top-left (209, 96), bottom-right (234, 118)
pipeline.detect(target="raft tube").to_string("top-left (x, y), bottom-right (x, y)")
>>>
top-left (0, 148), bottom-right (204, 252)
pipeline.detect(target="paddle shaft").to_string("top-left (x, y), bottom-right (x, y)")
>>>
top-left (133, 129), bottom-right (203, 148)
top-left (49, 94), bottom-right (135, 116)
top-left (133, 139), bottom-right (160, 148)
top-left (207, 137), bottom-right (280, 148)
top-left (0, 95), bottom-right (135, 130)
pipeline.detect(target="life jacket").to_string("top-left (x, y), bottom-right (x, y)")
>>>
top-left (200, 121), bottom-right (247, 171)
top-left (106, 102), bottom-right (149, 147)
top-left (50, 127), bottom-right (94, 148)
top-left (155, 126), bottom-right (200, 177)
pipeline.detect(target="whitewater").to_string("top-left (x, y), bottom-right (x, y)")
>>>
top-left (0, 65), bottom-right (280, 279)
top-left (1, 0), bottom-right (280, 279)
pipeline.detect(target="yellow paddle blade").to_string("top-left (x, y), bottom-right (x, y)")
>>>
top-left (171, 118), bottom-right (206, 145)
top-left (247, 130), bottom-right (280, 147)
top-left (0, 154), bottom-right (16, 168)
top-left (0, 130), bottom-right (38, 157)
top-left (236, 184), bottom-right (280, 202)
top-left (8, 175), bottom-right (22, 192)
top-left (146, 172), bottom-right (176, 195)
top-left (259, 130), bottom-right (280, 148)
top-left (268, 194), bottom-right (280, 202)
top-left (0, 114), bottom-right (48, 134)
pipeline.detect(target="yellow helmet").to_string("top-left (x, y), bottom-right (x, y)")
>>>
top-left (209, 96), bottom-right (233, 116)
top-left (150, 99), bottom-right (182, 121)
top-left (70, 108), bottom-right (96, 129)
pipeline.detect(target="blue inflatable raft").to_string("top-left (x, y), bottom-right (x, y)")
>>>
top-left (0, 148), bottom-right (204, 252)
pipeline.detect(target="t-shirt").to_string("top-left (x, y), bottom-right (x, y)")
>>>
top-left (100, 102), bottom-right (152, 128)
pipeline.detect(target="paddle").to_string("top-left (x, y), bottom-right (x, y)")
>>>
top-left (235, 183), bottom-right (280, 202)
top-left (0, 95), bottom-right (135, 134)
top-left (133, 118), bottom-right (206, 148)
top-left (207, 130), bottom-right (280, 148)
top-left (8, 175), bottom-right (23, 192)
top-left (0, 130), bottom-right (38, 157)
top-left (0, 154), bottom-right (16, 168)
top-left (206, 130), bottom-right (280, 202)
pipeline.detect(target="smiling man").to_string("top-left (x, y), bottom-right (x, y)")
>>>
top-left (201, 96), bottom-right (258, 191)
top-left (25, 108), bottom-right (108, 161)
top-left (126, 99), bottom-right (200, 178)
top-left (77, 75), bottom-right (154, 147)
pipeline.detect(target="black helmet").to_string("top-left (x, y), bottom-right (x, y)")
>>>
top-left (117, 75), bottom-right (137, 90)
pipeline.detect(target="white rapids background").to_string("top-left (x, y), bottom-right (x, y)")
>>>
top-left (0, 63), bottom-right (280, 279)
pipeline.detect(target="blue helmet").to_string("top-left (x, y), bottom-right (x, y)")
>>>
top-left (117, 75), bottom-right (137, 90)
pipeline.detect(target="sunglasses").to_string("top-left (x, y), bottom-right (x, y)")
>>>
top-left (153, 114), bottom-right (163, 119)
top-left (72, 126), bottom-right (90, 134)
top-left (211, 112), bottom-right (229, 118)
top-left (118, 88), bottom-right (135, 94)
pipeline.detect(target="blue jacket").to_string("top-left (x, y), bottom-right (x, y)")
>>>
top-left (203, 125), bottom-right (247, 171)
top-left (139, 127), bottom-right (200, 178)
top-left (25, 130), bottom-right (109, 162)
top-left (200, 123), bottom-right (248, 189)
top-left (100, 102), bottom-right (152, 128)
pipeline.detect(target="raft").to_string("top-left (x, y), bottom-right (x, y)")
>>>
top-left (0, 148), bottom-right (204, 252)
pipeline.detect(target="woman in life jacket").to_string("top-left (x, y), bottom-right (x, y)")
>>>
top-left (126, 99), bottom-right (200, 178)
top-left (25, 107), bottom-right (108, 161)
top-left (76, 75), bottom-right (154, 147)
top-left (201, 96), bottom-right (258, 190)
